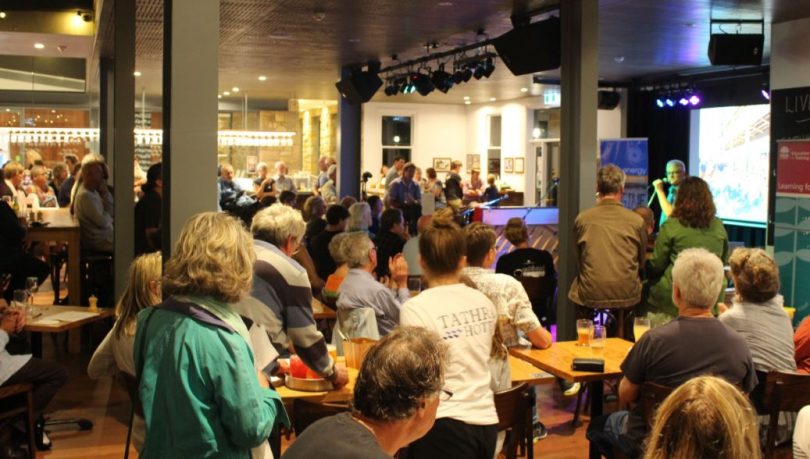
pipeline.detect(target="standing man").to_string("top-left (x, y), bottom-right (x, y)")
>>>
top-left (384, 156), bottom-right (406, 193)
top-left (387, 162), bottom-right (421, 235)
top-left (463, 168), bottom-right (485, 203)
top-left (568, 165), bottom-right (647, 313)
top-left (58, 154), bottom-right (80, 207)
top-left (314, 156), bottom-right (335, 195)
top-left (652, 159), bottom-right (686, 227)
top-left (73, 155), bottom-right (114, 254)
top-left (273, 161), bottom-right (295, 192)
top-left (444, 160), bottom-right (464, 212)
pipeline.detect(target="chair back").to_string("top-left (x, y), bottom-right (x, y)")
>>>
top-left (762, 371), bottom-right (810, 458)
top-left (332, 307), bottom-right (380, 356)
top-left (118, 372), bottom-right (144, 417)
top-left (637, 382), bottom-right (674, 427)
top-left (517, 270), bottom-right (555, 304)
top-left (494, 383), bottom-right (532, 459)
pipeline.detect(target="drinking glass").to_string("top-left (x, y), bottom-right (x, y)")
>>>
top-left (633, 317), bottom-right (651, 342)
top-left (12, 289), bottom-right (30, 318)
top-left (576, 319), bottom-right (593, 346)
top-left (591, 324), bottom-right (606, 355)
top-left (25, 277), bottom-right (38, 304)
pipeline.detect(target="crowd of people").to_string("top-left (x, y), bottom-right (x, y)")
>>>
top-left (2, 151), bottom-right (810, 458)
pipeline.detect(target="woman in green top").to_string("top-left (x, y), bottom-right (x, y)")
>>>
top-left (134, 212), bottom-right (288, 458)
top-left (646, 176), bottom-right (729, 323)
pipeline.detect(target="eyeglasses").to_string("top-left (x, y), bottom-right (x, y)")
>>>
top-left (439, 388), bottom-right (453, 401)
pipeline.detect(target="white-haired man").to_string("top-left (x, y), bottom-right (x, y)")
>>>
top-left (73, 154), bottom-right (114, 253)
top-left (587, 248), bottom-right (757, 458)
top-left (336, 232), bottom-right (409, 336)
top-left (652, 159), bottom-right (686, 226)
top-left (234, 204), bottom-right (348, 388)
top-left (568, 164), bottom-right (647, 312)
top-left (273, 161), bottom-right (295, 193)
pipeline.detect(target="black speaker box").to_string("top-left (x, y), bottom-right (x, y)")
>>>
top-left (494, 16), bottom-right (561, 76)
top-left (598, 91), bottom-right (621, 110)
top-left (708, 33), bottom-right (764, 66)
top-left (336, 71), bottom-right (383, 105)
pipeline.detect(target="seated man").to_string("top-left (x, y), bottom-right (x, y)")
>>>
top-left (337, 232), bottom-right (409, 336)
top-left (387, 162), bottom-right (421, 235)
top-left (0, 300), bottom-right (68, 450)
top-left (282, 326), bottom-right (447, 459)
top-left (73, 154), bottom-right (114, 253)
top-left (217, 163), bottom-right (245, 210)
top-left (373, 208), bottom-right (408, 279)
top-left (587, 248), bottom-right (757, 458)
top-left (0, 199), bottom-right (49, 302)
top-left (233, 204), bottom-right (348, 387)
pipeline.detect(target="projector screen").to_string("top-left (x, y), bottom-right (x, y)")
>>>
top-left (689, 104), bottom-right (770, 225)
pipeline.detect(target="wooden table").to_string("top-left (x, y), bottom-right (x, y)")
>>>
top-left (510, 338), bottom-right (634, 459)
top-left (311, 298), bottom-right (336, 320)
top-left (509, 355), bottom-right (555, 386)
top-left (24, 305), bottom-right (114, 358)
top-left (22, 208), bottom-right (81, 305)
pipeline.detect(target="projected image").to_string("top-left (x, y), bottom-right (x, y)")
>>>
top-left (695, 105), bottom-right (770, 224)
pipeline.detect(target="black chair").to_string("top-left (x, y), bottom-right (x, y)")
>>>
top-left (494, 382), bottom-right (533, 459)
top-left (0, 383), bottom-right (36, 459)
top-left (762, 370), bottom-right (810, 458)
top-left (117, 372), bottom-right (143, 459)
top-left (80, 251), bottom-right (113, 307)
top-left (517, 271), bottom-right (556, 329)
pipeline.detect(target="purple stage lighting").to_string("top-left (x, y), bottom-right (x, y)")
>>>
top-left (689, 95), bottom-right (700, 106)
top-left (761, 89), bottom-right (770, 100)
top-left (679, 98), bottom-right (689, 106)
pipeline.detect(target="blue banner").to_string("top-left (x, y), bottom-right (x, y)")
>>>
top-left (600, 138), bottom-right (649, 209)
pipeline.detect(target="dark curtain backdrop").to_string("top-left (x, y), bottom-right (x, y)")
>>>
top-left (626, 84), bottom-right (766, 246)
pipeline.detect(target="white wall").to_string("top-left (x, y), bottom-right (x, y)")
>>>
top-left (771, 17), bottom-right (810, 90)
top-left (361, 95), bottom-right (624, 200)
top-left (361, 102), bottom-right (468, 181)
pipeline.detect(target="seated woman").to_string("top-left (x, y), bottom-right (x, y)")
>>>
top-left (719, 248), bottom-right (796, 443)
top-left (796, 317), bottom-right (810, 374)
top-left (646, 176), bottom-right (728, 325)
top-left (645, 375), bottom-right (760, 459)
top-left (347, 202), bottom-right (373, 237)
top-left (134, 212), bottom-right (288, 457)
top-left (400, 211), bottom-right (498, 459)
top-left (322, 232), bottom-right (350, 303)
top-left (0, 197), bottom-right (49, 303)
top-left (87, 252), bottom-right (162, 452)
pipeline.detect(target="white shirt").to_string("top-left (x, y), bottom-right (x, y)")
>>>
top-left (274, 175), bottom-right (295, 192)
top-left (795, 406), bottom-right (810, 459)
top-left (401, 283), bottom-right (498, 425)
top-left (462, 266), bottom-right (542, 348)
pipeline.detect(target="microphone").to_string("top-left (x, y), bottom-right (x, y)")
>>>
top-left (647, 177), bottom-right (670, 206)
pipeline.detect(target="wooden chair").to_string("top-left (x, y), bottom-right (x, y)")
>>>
top-left (0, 383), bottom-right (36, 459)
top-left (117, 372), bottom-right (143, 459)
top-left (762, 370), bottom-right (810, 459)
top-left (494, 382), bottom-right (533, 459)
top-left (517, 270), bottom-right (556, 328)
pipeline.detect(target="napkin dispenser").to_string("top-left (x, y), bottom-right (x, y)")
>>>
top-left (571, 358), bottom-right (605, 372)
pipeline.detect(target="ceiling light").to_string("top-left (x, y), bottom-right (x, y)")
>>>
top-left (464, 101), bottom-right (471, 105)
top-left (34, 43), bottom-right (45, 50)
top-left (133, 71), bottom-right (142, 77)
top-left (232, 87), bottom-right (240, 93)
top-left (258, 75), bottom-right (267, 81)
top-left (489, 97), bottom-right (497, 102)
top-left (689, 95), bottom-right (701, 106)
top-left (411, 71), bottom-right (434, 96)
top-left (678, 97), bottom-right (689, 106)
top-left (217, 95), bottom-right (222, 99)
top-left (520, 87), bottom-right (528, 93)
top-left (0, 12), bottom-right (6, 19)
top-left (760, 81), bottom-right (770, 101)
top-left (223, 91), bottom-right (230, 96)
top-left (665, 98), bottom-right (675, 107)
top-left (463, 96), bottom-right (470, 100)
top-left (656, 98), bottom-right (664, 108)
top-left (614, 56), bottom-right (625, 63)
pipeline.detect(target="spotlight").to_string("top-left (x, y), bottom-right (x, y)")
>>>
top-left (760, 81), bottom-right (770, 101)
top-left (656, 98), bottom-right (664, 108)
top-left (473, 61), bottom-right (486, 80)
top-left (411, 71), bottom-right (434, 96)
top-left (430, 65), bottom-right (454, 93)
top-left (689, 95), bottom-right (701, 106)
top-left (480, 57), bottom-right (495, 78)
top-left (665, 98), bottom-right (675, 107)
top-left (678, 97), bottom-right (689, 106)
top-left (384, 81), bottom-right (399, 96)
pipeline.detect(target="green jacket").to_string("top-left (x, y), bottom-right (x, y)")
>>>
top-left (134, 299), bottom-right (289, 458)
top-left (646, 217), bottom-right (729, 318)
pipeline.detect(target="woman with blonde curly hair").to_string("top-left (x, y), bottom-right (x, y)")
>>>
top-left (644, 375), bottom-right (761, 459)
top-left (88, 252), bottom-right (161, 451)
top-left (134, 212), bottom-right (288, 457)
top-left (646, 176), bottom-right (729, 323)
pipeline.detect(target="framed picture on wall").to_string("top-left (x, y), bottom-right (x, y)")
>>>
top-left (514, 158), bottom-right (525, 174)
top-left (466, 154), bottom-right (480, 171)
top-left (246, 155), bottom-right (258, 174)
top-left (433, 157), bottom-right (452, 172)
top-left (503, 158), bottom-right (514, 173)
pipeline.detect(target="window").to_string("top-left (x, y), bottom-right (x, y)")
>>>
top-left (487, 115), bottom-right (502, 176)
top-left (382, 116), bottom-right (412, 165)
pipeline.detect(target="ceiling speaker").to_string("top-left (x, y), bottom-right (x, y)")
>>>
top-left (336, 70), bottom-right (382, 105)
top-left (598, 91), bottom-right (621, 110)
top-left (708, 33), bottom-right (764, 66)
top-left (494, 16), bottom-right (561, 76)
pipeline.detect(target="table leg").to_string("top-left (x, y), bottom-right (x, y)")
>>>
top-left (67, 234), bottom-right (81, 305)
top-left (31, 332), bottom-right (43, 359)
top-left (588, 380), bottom-right (604, 459)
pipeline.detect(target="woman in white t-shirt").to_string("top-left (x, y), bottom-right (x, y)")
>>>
top-left (401, 210), bottom-right (498, 459)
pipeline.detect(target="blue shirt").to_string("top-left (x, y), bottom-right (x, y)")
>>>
top-left (387, 178), bottom-right (421, 208)
top-left (659, 184), bottom-right (678, 227)
top-left (336, 269), bottom-right (408, 336)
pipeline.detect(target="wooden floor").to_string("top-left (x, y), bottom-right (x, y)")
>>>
top-left (29, 285), bottom-right (600, 459)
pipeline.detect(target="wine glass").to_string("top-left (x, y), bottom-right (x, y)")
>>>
top-left (634, 317), bottom-right (651, 342)
top-left (25, 277), bottom-right (38, 304)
